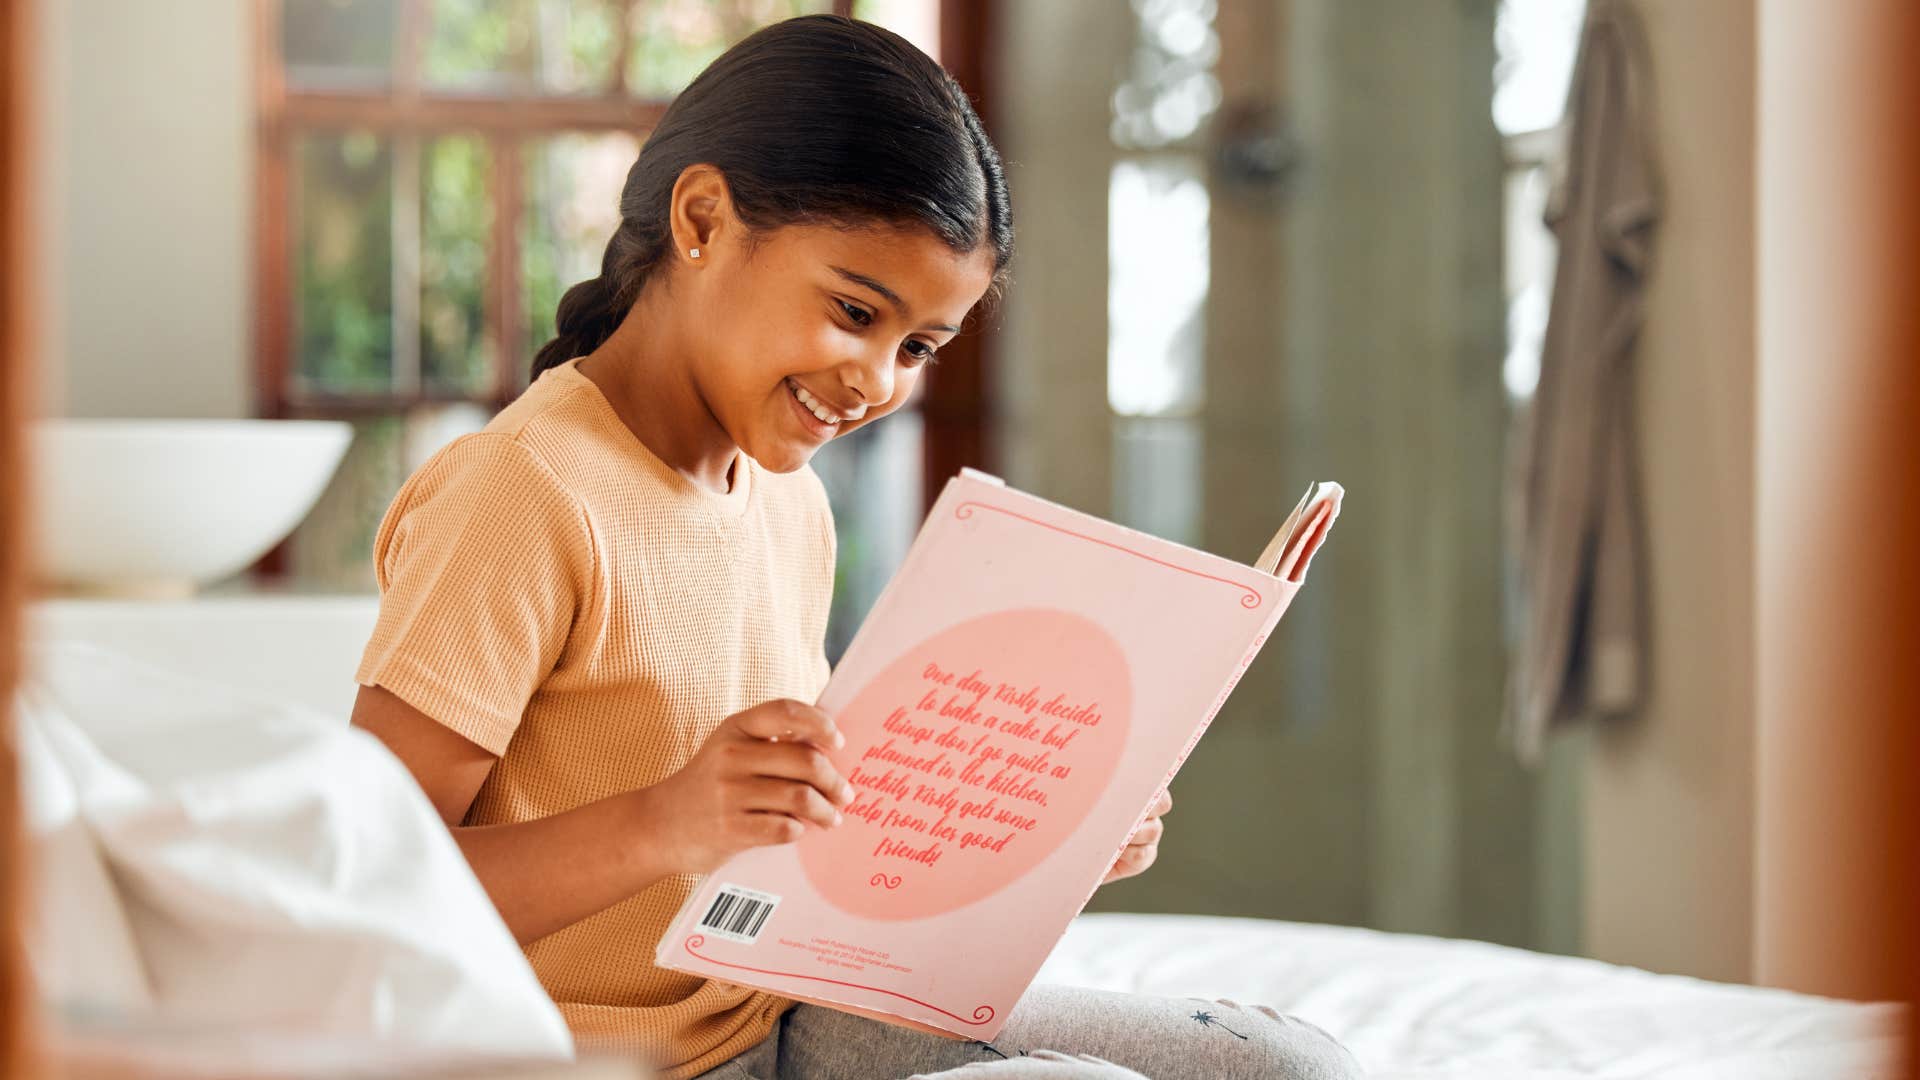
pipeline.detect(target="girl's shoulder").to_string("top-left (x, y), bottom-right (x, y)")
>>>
top-left (405, 362), bottom-right (617, 508)
top-left (379, 431), bottom-right (589, 552)
top-left (368, 429), bottom-right (597, 606)
top-left (400, 429), bottom-right (575, 501)
top-left (480, 364), bottom-right (610, 466)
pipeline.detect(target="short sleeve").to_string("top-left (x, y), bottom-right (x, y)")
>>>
top-left (355, 433), bottom-right (598, 756)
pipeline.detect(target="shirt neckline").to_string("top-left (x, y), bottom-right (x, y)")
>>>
top-left (551, 356), bottom-right (755, 522)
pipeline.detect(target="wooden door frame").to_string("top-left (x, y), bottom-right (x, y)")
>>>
top-left (0, 0), bottom-right (36, 1070)
top-left (926, 0), bottom-right (999, 512)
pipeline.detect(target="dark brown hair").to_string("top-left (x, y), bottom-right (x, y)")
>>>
top-left (531, 14), bottom-right (1014, 380)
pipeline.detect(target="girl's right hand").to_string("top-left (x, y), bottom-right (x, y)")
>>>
top-left (642, 698), bottom-right (857, 876)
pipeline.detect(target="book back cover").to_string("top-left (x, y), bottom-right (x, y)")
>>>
top-left (656, 470), bottom-right (1316, 1040)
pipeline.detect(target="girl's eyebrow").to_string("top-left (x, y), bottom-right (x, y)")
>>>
top-left (829, 265), bottom-right (961, 334)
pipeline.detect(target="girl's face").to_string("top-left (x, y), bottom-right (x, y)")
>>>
top-left (688, 215), bottom-right (998, 474)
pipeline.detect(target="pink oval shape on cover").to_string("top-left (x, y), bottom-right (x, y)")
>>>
top-left (800, 608), bottom-right (1132, 921)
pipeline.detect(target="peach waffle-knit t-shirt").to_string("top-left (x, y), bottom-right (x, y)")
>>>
top-left (354, 356), bottom-right (833, 1078)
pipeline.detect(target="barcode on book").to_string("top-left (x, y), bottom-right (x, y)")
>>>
top-left (698, 884), bottom-right (780, 944)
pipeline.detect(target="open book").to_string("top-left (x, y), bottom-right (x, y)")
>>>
top-left (656, 468), bottom-right (1343, 1041)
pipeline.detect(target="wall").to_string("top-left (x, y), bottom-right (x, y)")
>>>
top-left (34, 0), bottom-right (252, 420)
top-left (28, 0), bottom-right (61, 418)
top-left (1580, 0), bottom-right (1759, 982)
top-left (1586, 0), bottom-right (1920, 998)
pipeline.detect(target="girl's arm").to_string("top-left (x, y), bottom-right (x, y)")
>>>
top-left (351, 683), bottom-right (854, 946)
top-left (352, 684), bottom-right (670, 945)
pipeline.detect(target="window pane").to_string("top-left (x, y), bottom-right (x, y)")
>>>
top-left (1110, 0), bottom-right (1221, 150)
top-left (1112, 416), bottom-right (1202, 547)
top-left (425, 0), bottom-right (536, 90)
top-left (1493, 0), bottom-right (1588, 136)
top-left (425, 0), bottom-right (624, 94)
top-left (286, 414), bottom-right (403, 591)
top-left (282, 0), bottom-right (399, 89)
top-left (535, 0), bottom-right (624, 93)
top-left (625, 0), bottom-right (834, 99)
top-left (522, 132), bottom-right (641, 367)
top-left (1108, 155), bottom-right (1208, 417)
top-left (420, 135), bottom-right (495, 394)
top-left (296, 132), bottom-right (395, 396)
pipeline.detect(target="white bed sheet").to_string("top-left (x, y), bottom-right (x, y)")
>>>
top-left (17, 639), bottom-right (574, 1062)
top-left (1037, 913), bottom-right (1904, 1080)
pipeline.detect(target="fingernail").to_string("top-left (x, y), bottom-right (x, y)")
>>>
top-left (833, 731), bottom-right (846, 749)
top-left (833, 811), bottom-right (844, 826)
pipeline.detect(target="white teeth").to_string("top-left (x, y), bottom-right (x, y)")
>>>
top-left (790, 380), bottom-right (840, 424)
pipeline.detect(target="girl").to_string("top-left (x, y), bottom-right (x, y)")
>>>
top-left (351, 14), bottom-right (1360, 1080)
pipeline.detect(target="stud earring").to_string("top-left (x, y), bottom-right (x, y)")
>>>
top-left (689, 247), bottom-right (702, 259)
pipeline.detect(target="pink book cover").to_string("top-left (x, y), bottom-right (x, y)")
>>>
top-left (655, 467), bottom-right (1343, 1042)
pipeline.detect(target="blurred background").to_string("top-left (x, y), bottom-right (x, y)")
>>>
top-left (17, 0), bottom-right (1914, 1006)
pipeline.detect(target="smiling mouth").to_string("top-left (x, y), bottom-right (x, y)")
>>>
top-left (787, 372), bottom-right (848, 434)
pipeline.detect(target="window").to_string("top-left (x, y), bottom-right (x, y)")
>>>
top-left (1106, 0), bottom-right (1219, 549)
top-left (262, 1), bottom-right (853, 417)
top-left (255, 0), bottom-right (979, 593)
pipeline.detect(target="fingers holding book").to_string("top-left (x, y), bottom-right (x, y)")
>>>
top-left (737, 697), bottom-right (846, 751)
top-left (1102, 834), bottom-right (1161, 884)
top-left (1102, 787), bottom-right (1173, 885)
top-left (644, 698), bottom-right (856, 875)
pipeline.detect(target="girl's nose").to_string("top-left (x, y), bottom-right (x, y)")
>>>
top-left (840, 344), bottom-right (896, 408)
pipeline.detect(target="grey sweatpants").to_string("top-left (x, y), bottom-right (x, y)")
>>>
top-left (691, 982), bottom-right (1364, 1080)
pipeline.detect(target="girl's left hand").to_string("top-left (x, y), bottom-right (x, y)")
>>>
top-left (1101, 787), bottom-right (1172, 885)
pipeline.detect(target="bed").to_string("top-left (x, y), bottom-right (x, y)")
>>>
top-left (24, 608), bottom-right (1909, 1079)
top-left (1038, 913), bottom-right (1906, 1079)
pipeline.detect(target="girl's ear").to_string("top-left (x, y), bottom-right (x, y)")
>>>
top-left (669, 163), bottom-right (734, 265)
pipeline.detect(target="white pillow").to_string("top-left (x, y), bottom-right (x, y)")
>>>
top-left (18, 640), bottom-right (574, 1061)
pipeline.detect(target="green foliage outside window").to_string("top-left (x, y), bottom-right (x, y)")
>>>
top-left (296, 132), bottom-right (394, 394)
top-left (421, 136), bottom-right (494, 392)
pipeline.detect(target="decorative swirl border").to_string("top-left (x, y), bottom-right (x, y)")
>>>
top-left (869, 873), bottom-right (903, 889)
top-left (955, 501), bottom-right (1263, 609)
top-left (684, 934), bottom-right (995, 1027)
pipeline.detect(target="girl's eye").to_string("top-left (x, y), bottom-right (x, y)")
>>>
top-left (833, 297), bottom-right (936, 365)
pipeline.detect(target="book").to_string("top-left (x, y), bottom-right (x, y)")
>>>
top-left (655, 468), bottom-right (1344, 1041)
